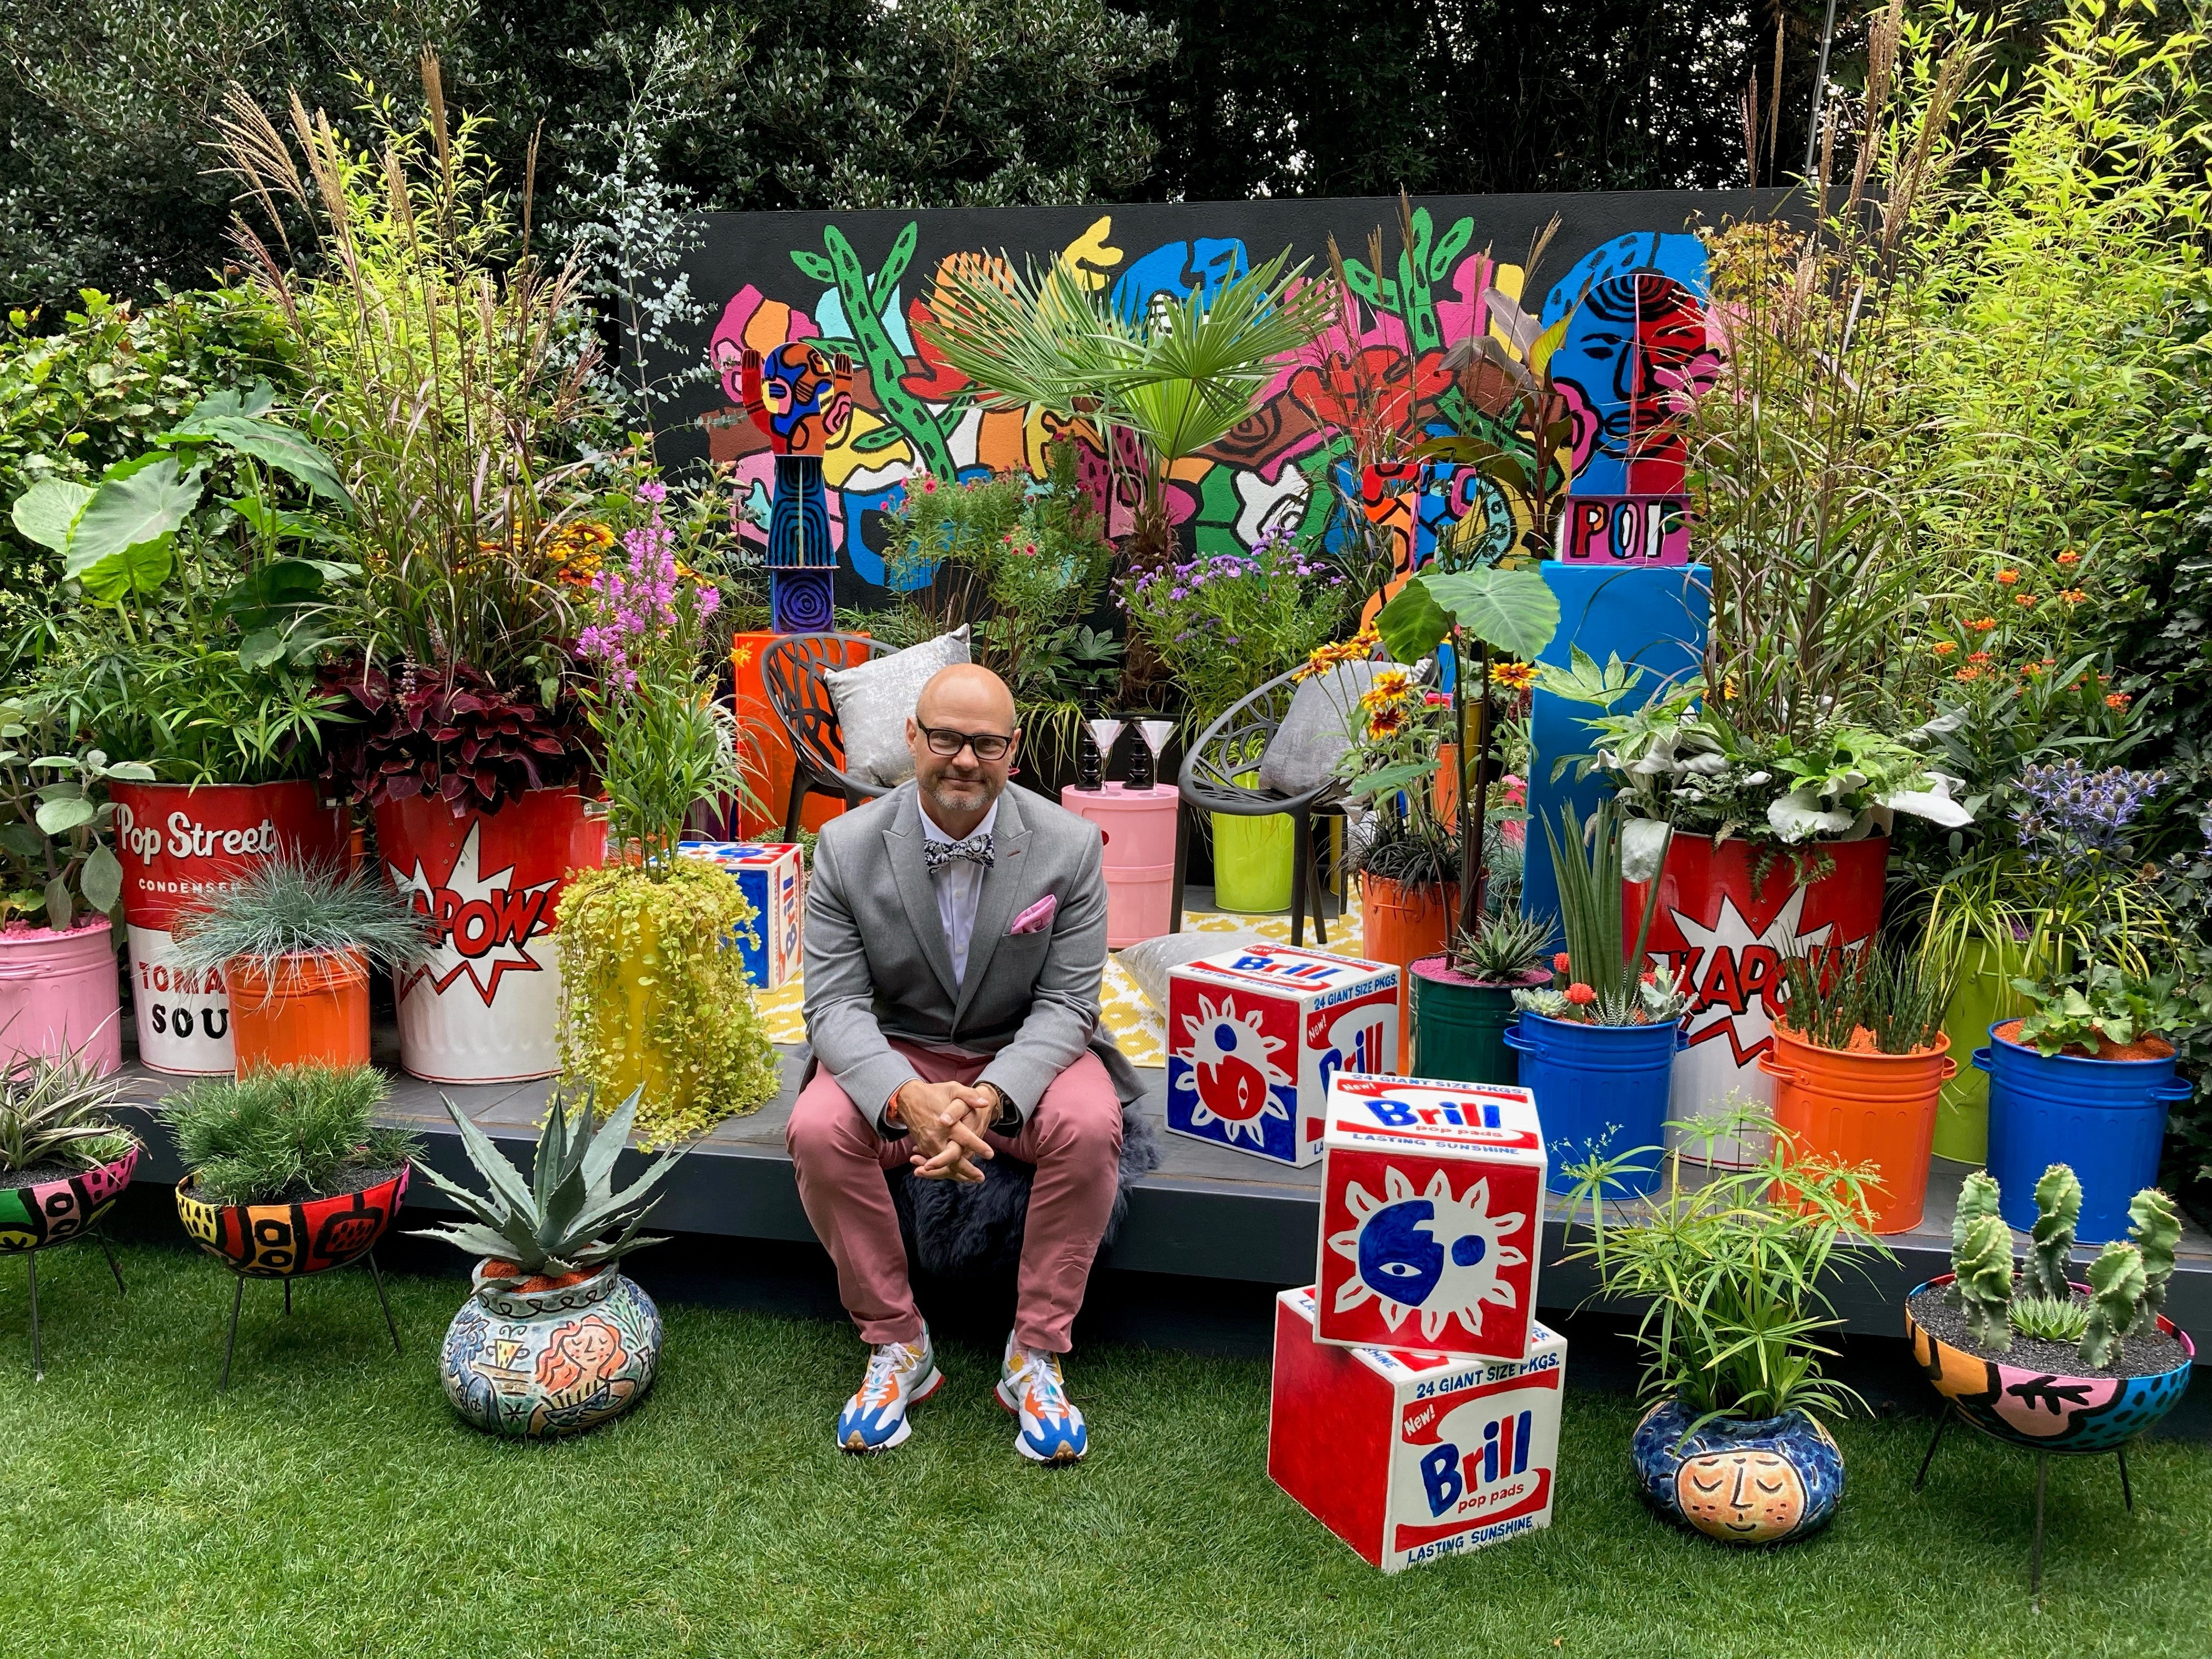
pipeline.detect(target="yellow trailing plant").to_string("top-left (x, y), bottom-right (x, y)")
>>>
top-left (555, 859), bottom-right (780, 1148)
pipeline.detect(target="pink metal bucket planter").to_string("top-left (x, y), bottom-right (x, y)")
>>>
top-left (0, 919), bottom-right (122, 1076)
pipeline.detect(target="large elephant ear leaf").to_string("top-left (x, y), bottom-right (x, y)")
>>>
top-left (1415, 566), bottom-right (1561, 661)
top-left (1375, 577), bottom-right (1454, 665)
top-left (11, 479), bottom-right (95, 555)
top-left (199, 418), bottom-right (351, 505)
top-left (64, 457), bottom-right (202, 579)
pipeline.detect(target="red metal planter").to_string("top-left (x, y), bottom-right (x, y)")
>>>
top-left (1626, 833), bottom-right (1887, 1161)
top-left (108, 781), bottom-right (348, 1075)
top-left (175, 1164), bottom-right (411, 1278)
top-left (374, 787), bottom-right (605, 1084)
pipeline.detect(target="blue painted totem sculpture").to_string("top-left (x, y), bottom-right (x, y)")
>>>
top-left (740, 342), bottom-right (854, 632)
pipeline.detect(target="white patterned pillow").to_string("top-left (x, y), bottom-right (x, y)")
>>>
top-left (824, 627), bottom-right (972, 788)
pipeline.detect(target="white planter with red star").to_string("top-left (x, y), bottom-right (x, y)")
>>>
top-left (1624, 832), bottom-right (1887, 1165)
top-left (376, 787), bottom-right (606, 1084)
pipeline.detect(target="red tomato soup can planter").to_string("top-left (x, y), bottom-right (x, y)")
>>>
top-left (0, 918), bottom-right (122, 1075)
top-left (109, 782), bottom-right (347, 1075)
top-left (376, 787), bottom-right (605, 1084)
top-left (1759, 1024), bottom-right (1954, 1234)
top-left (1977, 1019), bottom-right (2193, 1245)
top-left (1626, 834), bottom-right (1886, 1164)
top-left (225, 949), bottom-right (373, 1073)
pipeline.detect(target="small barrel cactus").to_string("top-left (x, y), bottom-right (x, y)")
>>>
top-left (2128, 1188), bottom-right (2181, 1337)
top-left (2079, 1241), bottom-right (2148, 1370)
top-left (2024, 1164), bottom-right (2081, 1301)
top-left (1955, 1211), bottom-right (2016, 1351)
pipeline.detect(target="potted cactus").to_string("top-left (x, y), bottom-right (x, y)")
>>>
top-left (412, 1086), bottom-right (683, 1439)
top-left (0, 1052), bottom-right (139, 1375)
top-left (1907, 1165), bottom-right (2194, 1453)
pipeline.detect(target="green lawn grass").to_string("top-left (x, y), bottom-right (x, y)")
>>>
top-left (0, 1243), bottom-right (2206, 1658)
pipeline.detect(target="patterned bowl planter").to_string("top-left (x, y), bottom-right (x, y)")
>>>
top-left (174, 1164), bottom-right (411, 1278)
top-left (1906, 1273), bottom-right (2196, 1453)
top-left (1631, 1397), bottom-right (1846, 1545)
top-left (439, 1260), bottom-right (663, 1440)
top-left (0, 1143), bottom-right (139, 1253)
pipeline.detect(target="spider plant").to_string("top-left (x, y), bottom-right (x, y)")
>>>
top-left (1556, 1104), bottom-right (1893, 1432)
top-left (1776, 943), bottom-right (1951, 1054)
top-left (916, 250), bottom-right (1336, 561)
top-left (0, 1053), bottom-right (135, 1174)
top-left (168, 853), bottom-right (432, 978)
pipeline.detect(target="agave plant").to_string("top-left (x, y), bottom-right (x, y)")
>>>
top-left (0, 1053), bottom-right (134, 1173)
top-left (410, 1087), bottom-right (683, 1289)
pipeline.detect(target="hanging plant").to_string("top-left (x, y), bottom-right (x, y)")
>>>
top-left (555, 859), bottom-right (780, 1148)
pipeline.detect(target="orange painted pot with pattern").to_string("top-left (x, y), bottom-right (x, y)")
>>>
top-left (224, 948), bottom-right (371, 1074)
top-left (176, 1163), bottom-right (410, 1278)
top-left (1358, 875), bottom-right (1458, 1073)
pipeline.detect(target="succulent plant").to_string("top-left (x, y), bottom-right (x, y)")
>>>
top-left (2079, 1241), bottom-right (2149, 1369)
top-left (411, 1086), bottom-right (682, 1290)
top-left (2128, 1188), bottom-right (2181, 1337)
top-left (0, 1052), bottom-right (133, 1173)
top-left (1954, 1212), bottom-right (2016, 1351)
top-left (1953, 1169), bottom-right (2002, 1259)
top-left (2024, 1164), bottom-right (2080, 1300)
top-left (2008, 1292), bottom-right (2092, 1345)
top-left (1451, 909), bottom-right (1555, 983)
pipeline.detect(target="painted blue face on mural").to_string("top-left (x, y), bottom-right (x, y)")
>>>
top-left (1110, 236), bottom-right (1250, 328)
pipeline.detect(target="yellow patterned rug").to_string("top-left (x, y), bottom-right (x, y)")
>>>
top-left (754, 909), bottom-right (1367, 1067)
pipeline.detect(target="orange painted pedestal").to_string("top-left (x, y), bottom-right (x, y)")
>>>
top-left (732, 630), bottom-right (848, 840)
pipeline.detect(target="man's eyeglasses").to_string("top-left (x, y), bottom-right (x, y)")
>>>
top-left (917, 722), bottom-right (1015, 762)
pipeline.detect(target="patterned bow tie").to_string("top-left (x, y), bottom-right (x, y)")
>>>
top-left (926, 832), bottom-right (995, 873)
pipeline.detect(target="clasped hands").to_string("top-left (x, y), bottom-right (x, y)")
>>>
top-left (893, 1079), bottom-right (999, 1183)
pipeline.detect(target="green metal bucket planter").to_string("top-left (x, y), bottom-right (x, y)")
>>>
top-left (1933, 936), bottom-right (2027, 1164)
top-left (1212, 771), bottom-right (1293, 912)
top-left (1409, 956), bottom-right (1548, 1086)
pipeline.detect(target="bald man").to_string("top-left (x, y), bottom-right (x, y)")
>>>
top-left (791, 663), bottom-right (1141, 1463)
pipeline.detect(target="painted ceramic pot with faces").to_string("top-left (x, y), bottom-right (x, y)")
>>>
top-left (0, 1142), bottom-right (138, 1254)
top-left (1630, 1398), bottom-right (1844, 1545)
top-left (439, 1261), bottom-right (663, 1440)
top-left (174, 1164), bottom-right (410, 1278)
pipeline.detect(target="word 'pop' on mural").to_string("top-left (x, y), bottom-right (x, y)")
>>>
top-left (670, 193), bottom-right (1768, 608)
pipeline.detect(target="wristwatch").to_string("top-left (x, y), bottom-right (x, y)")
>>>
top-left (981, 1081), bottom-right (1022, 1136)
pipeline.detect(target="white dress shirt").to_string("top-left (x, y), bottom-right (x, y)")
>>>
top-left (919, 797), bottom-right (998, 985)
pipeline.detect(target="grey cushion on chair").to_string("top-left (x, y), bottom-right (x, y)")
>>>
top-left (823, 626), bottom-right (971, 788)
top-left (1255, 660), bottom-right (1417, 797)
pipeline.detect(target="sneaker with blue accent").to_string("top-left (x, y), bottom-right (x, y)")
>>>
top-left (836, 1327), bottom-right (941, 1454)
top-left (995, 1334), bottom-right (1087, 1465)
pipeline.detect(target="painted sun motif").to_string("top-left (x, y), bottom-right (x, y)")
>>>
top-left (1172, 993), bottom-right (1293, 1148)
top-left (1328, 1166), bottom-right (1527, 1342)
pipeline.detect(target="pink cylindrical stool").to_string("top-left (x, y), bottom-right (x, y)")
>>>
top-left (1060, 784), bottom-right (1179, 947)
top-left (0, 919), bottom-right (122, 1075)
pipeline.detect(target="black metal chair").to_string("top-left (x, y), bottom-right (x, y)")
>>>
top-left (760, 631), bottom-right (896, 840)
top-left (1173, 667), bottom-right (1356, 948)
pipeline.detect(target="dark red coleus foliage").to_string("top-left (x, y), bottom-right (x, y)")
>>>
top-left (315, 660), bottom-right (599, 817)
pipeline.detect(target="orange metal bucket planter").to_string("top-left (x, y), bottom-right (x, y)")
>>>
top-left (1358, 875), bottom-right (1458, 1074)
top-left (1759, 1023), bottom-right (1955, 1234)
top-left (225, 949), bottom-right (371, 1074)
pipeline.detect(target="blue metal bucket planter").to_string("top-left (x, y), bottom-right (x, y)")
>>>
top-left (1974, 1022), bottom-right (2195, 1244)
top-left (1504, 1011), bottom-right (1685, 1195)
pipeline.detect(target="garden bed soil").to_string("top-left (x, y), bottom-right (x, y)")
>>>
top-left (1908, 1285), bottom-right (2189, 1379)
top-left (1993, 1018), bottom-right (2175, 1063)
top-left (0, 1161), bottom-right (73, 1191)
top-left (1775, 1020), bottom-right (1943, 1058)
top-left (199, 1163), bottom-right (406, 1209)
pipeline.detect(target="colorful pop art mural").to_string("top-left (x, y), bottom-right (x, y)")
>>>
top-left (667, 192), bottom-right (1769, 610)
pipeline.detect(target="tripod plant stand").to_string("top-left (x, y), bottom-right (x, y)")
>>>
top-left (0, 1142), bottom-right (139, 1379)
top-left (175, 1163), bottom-right (412, 1390)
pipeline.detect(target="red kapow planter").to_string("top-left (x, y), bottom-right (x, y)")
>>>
top-left (1269, 1286), bottom-right (1567, 1573)
top-left (1317, 1074), bottom-right (1546, 1361)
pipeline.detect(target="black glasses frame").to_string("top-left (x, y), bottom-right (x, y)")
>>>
top-left (915, 721), bottom-right (1017, 762)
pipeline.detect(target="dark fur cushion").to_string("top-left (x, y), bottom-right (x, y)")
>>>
top-left (889, 1105), bottom-right (1160, 1278)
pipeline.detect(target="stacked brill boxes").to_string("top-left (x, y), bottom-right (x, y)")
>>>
top-left (1267, 1073), bottom-right (1569, 1572)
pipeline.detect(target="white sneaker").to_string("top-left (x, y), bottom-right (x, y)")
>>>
top-left (836, 1325), bottom-right (941, 1453)
top-left (995, 1333), bottom-right (1088, 1464)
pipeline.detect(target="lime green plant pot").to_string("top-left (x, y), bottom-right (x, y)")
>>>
top-left (1932, 935), bottom-right (2027, 1164)
top-left (1211, 772), bottom-right (1293, 913)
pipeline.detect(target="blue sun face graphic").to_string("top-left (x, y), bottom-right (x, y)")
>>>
top-left (1328, 1166), bottom-right (1527, 1342)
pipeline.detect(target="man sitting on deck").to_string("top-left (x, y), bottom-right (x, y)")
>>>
top-left (788, 663), bottom-right (1142, 1463)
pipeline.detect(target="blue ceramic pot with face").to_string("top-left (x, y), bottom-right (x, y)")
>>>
top-left (1631, 1397), bottom-right (1845, 1545)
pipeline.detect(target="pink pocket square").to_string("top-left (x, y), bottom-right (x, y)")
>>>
top-left (1009, 895), bottom-right (1057, 935)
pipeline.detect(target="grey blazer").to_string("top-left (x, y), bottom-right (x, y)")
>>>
top-left (802, 778), bottom-right (1144, 1132)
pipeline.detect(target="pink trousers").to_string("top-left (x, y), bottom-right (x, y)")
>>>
top-left (786, 1039), bottom-right (1125, 1354)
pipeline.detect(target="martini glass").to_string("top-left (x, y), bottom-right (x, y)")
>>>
top-left (1079, 718), bottom-right (1124, 791)
top-left (1127, 718), bottom-right (1176, 791)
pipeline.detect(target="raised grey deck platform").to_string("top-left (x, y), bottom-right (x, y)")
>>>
top-left (108, 1028), bottom-right (2212, 1341)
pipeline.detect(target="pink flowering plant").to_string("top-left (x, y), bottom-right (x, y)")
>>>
top-left (578, 478), bottom-right (740, 873)
top-left (1119, 523), bottom-right (1353, 727)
